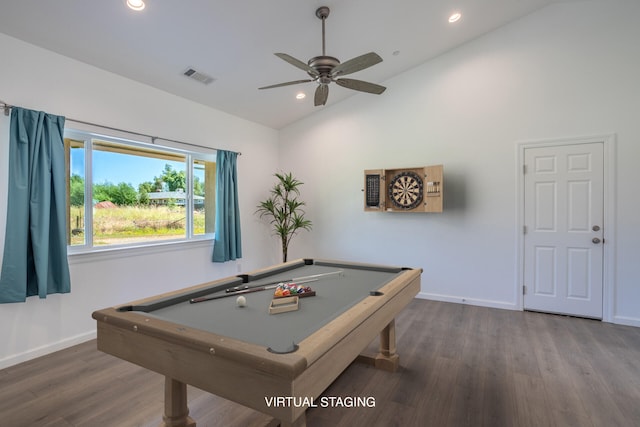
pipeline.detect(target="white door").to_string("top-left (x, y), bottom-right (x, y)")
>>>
top-left (523, 142), bottom-right (604, 318)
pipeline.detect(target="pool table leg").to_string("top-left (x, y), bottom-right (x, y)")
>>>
top-left (160, 377), bottom-right (196, 427)
top-left (356, 319), bottom-right (400, 372)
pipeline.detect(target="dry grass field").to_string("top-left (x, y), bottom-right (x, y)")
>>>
top-left (70, 205), bottom-right (205, 245)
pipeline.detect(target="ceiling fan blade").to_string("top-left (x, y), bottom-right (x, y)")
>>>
top-left (314, 84), bottom-right (329, 106)
top-left (259, 79), bottom-right (314, 90)
top-left (275, 53), bottom-right (319, 76)
top-left (335, 78), bottom-right (386, 94)
top-left (331, 52), bottom-right (383, 77)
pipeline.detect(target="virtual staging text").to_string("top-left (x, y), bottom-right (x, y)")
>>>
top-left (265, 396), bottom-right (376, 409)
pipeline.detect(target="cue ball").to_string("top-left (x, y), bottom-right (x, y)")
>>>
top-left (236, 295), bottom-right (247, 307)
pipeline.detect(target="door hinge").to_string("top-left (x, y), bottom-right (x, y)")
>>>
top-left (523, 285), bottom-right (527, 295)
top-left (523, 225), bottom-right (527, 234)
top-left (523, 164), bottom-right (527, 174)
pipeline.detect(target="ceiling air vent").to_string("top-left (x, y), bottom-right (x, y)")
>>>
top-left (183, 68), bottom-right (215, 85)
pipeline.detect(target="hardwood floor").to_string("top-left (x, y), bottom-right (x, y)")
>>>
top-left (1, 299), bottom-right (639, 427)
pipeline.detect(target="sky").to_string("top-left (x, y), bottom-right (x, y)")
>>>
top-left (71, 149), bottom-right (200, 189)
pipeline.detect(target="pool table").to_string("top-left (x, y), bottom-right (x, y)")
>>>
top-left (92, 258), bottom-right (421, 427)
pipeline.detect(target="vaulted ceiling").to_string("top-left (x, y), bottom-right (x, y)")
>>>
top-left (0, 0), bottom-right (567, 129)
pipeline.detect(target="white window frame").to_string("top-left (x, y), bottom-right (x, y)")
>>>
top-left (65, 129), bottom-right (216, 257)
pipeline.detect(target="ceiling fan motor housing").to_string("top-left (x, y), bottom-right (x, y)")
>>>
top-left (308, 56), bottom-right (340, 81)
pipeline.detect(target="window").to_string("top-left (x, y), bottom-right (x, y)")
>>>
top-left (64, 130), bottom-right (215, 251)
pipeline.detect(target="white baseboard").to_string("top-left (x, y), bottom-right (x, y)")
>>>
top-left (417, 293), bottom-right (639, 328)
top-left (0, 330), bottom-right (96, 370)
top-left (612, 315), bottom-right (640, 328)
top-left (417, 292), bottom-right (518, 311)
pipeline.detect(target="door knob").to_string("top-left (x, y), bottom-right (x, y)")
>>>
top-left (592, 237), bottom-right (601, 244)
top-left (592, 225), bottom-right (601, 231)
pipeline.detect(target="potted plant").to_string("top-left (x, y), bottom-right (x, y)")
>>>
top-left (256, 172), bottom-right (312, 262)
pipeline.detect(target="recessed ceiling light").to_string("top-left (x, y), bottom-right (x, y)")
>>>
top-left (448, 12), bottom-right (462, 23)
top-left (296, 93), bottom-right (306, 100)
top-left (126, 0), bottom-right (145, 11)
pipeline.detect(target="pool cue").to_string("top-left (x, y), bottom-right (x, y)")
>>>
top-left (190, 277), bottom-right (319, 304)
top-left (224, 269), bottom-right (344, 293)
top-left (224, 277), bottom-right (321, 294)
top-left (190, 285), bottom-right (277, 304)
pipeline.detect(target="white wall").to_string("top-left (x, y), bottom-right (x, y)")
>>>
top-left (0, 34), bottom-right (281, 368)
top-left (279, 0), bottom-right (640, 325)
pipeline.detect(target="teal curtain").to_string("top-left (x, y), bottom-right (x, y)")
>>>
top-left (212, 150), bottom-right (242, 262)
top-left (0, 107), bottom-right (71, 303)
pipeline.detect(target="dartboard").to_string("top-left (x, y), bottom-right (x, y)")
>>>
top-left (388, 171), bottom-right (424, 209)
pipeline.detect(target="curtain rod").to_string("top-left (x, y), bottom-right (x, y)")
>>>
top-left (0, 100), bottom-right (241, 155)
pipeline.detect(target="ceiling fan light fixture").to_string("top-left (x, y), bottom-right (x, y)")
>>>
top-left (126, 0), bottom-right (145, 11)
top-left (448, 12), bottom-right (462, 23)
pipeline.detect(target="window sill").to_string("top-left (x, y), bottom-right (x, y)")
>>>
top-left (67, 237), bottom-right (214, 265)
